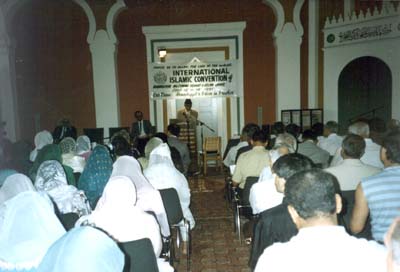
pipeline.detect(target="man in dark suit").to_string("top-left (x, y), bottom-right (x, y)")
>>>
top-left (131, 111), bottom-right (153, 155)
top-left (53, 118), bottom-right (77, 143)
top-left (130, 111), bottom-right (153, 139)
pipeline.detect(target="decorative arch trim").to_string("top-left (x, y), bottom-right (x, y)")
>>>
top-left (72, 0), bottom-right (96, 43)
top-left (262, 0), bottom-right (285, 37)
top-left (106, 0), bottom-right (127, 44)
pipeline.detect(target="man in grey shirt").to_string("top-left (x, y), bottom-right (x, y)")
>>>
top-left (298, 129), bottom-right (330, 168)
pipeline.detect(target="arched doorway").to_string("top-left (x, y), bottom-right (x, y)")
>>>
top-left (338, 56), bottom-right (392, 132)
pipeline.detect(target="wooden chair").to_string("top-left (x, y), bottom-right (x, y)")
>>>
top-left (202, 136), bottom-right (222, 176)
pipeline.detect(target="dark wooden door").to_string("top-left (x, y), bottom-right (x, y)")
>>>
top-left (338, 57), bottom-right (392, 133)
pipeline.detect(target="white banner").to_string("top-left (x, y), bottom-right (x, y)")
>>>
top-left (149, 60), bottom-right (238, 99)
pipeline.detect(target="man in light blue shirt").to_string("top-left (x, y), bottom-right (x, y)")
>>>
top-left (351, 131), bottom-right (400, 242)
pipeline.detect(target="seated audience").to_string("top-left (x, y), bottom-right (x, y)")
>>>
top-left (255, 169), bottom-right (386, 272)
top-left (0, 173), bottom-right (35, 205)
top-left (79, 177), bottom-right (162, 255)
top-left (249, 153), bottom-right (314, 269)
top-left (35, 160), bottom-right (91, 216)
top-left (232, 130), bottom-right (270, 195)
top-left (29, 144), bottom-right (75, 186)
top-left (167, 123), bottom-right (191, 175)
top-left (29, 130), bottom-right (53, 162)
top-left (297, 129), bottom-right (330, 168)
top-left (76, 135), bottom-right (92, 160)
top-left (250, 133), bottom-right (297, 214)
top-left (138, 137), bottom-right (163, 170)
top-left (60, 137), bottom-right (86, 173)
top-left (285, 123), bottom-right (301, 141)
top-left (111, 155), bottom-right (170, 237)
top-left (235, 123), bottom-right (260, 163)
top-left (0, 191), bottom-right (65, 271)
top-left (351, 131), bottom-right (400, 243)
top-left (144, 143), bottom-right (195, 254)
top-left (38, 226), bottom-right (124, 272)
top-left (317, 120), bottom-right (343, 156)
top-left (111, 135), bottom-right (131, 159)
top-left (326, 134), bottom-right (381, 233)
top-left (155, 132), bottom-right (185, 174)
top-left (224, 124), bottom-right (251, 167)
top-left (78, 145), bottom-right (113, 209)
top-left (331, 121), bottom-right (384, 169)
top-left (385, 218), bottom-right (400, 272)
top-left (326, 134), bottom-right (381, 191)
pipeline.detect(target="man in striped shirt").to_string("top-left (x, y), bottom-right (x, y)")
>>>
top-left (351, 131), bottom-right (400, 242)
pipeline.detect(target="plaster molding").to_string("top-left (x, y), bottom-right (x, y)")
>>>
top-left (72, 0), bottom-right (96, 43)
top-left (293, 0), bottom-right (305, 36)
top-left (262, 0), bottom-right (285, 38)
top-left (106, 0), bottom-right (127, 44)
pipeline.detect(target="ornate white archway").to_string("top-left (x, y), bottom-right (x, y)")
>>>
top-left (323, 3), bottom-right (400, 122)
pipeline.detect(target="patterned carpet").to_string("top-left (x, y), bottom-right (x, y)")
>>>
top-left (175, 171), bottom-right (251, 272)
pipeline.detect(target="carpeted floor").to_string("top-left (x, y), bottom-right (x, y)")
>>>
top-left (175, 171), bottom-right (251, 272)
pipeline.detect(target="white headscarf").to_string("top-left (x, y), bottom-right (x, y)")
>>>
top-left (0, 191), bottom-right (65, 270)
top-left (139, 137), bottom-right (163, 169)
top-left (59, 137), bottom-right (76, 154)
top-left (112, 156), bottom-right (170, 237)
top-left (76, 135), bottom-right (91, 155)
top-left (38, 226), bottom-right (124, 272)
top-left (144, 144), bottom-right (195, 229)
top-left (29, 130), bottom-right (54, 162)
top-left (0, 174), bottom-right (35, 204)
top-left (35, 160), bottom-right (91, 215)
top-left (86, 176), bottom-right (162, 256)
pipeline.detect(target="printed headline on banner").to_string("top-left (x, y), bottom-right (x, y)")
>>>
top-left (149, 60), bottom-right (238, 99)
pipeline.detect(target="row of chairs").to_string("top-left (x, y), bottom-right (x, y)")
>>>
top-left (226, 176), bottom-right (259, 243)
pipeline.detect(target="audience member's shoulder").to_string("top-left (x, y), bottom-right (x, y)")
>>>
top-left (260, 203), bottom-right (287, 219)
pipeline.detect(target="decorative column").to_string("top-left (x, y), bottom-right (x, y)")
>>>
top-left (308, 0), bottom-right (319, 108)
top-left (263, 0), bottom-right (305, 120)
top-left (74, 0), bottom-right (126, 137)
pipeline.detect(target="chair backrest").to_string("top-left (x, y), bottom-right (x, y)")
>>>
top-left (242, 176), bottom-right (259, 205)
top-left (158, 188), bottom-right (184, 226)
top-left (203, 136), bottom-right (221, 154)
top-left (83, 128), bottom-right (104, 144)
top-left (119, 238), bottom-right (159, 272)
top-left (223, 138), bottom-right (240, 160)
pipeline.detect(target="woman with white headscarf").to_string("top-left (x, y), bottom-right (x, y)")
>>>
top-left (0, 174), bottom-right (36, 228)
top-left (60, 137), bottom-right (86, 173)
top-left (138, 137), bottom-right (163, 170)
top-left (84, 176), bottom-right (161, 252)
top-left (29, 130), bottom-right (53, 162)
top-left (35, 160), bottom-right (90, 216)
top-left (79, 176), bottom-right (173, 271)
top-left (76, 135), bottom-right (92, 160)
top-left (0, 174), bottom-right (35, 204)
top-left (38, 226), bottom-right (124, 272)
top-left (0, 191), bottom-right (65, 270)
top-left (112, 155), bottom-right (170, 237)
top-left (144, 144), bottom-right (195, 249)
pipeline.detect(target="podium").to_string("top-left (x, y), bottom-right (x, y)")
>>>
top-left (175, 121), bottom-right (197, 155)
